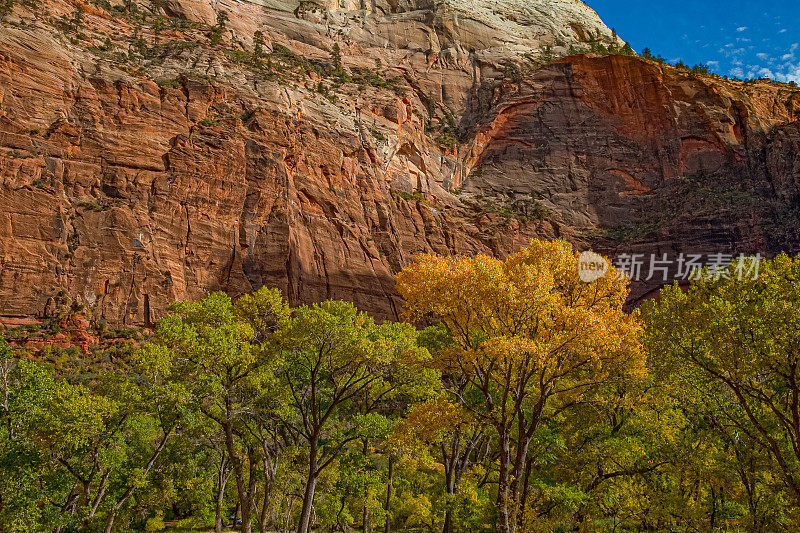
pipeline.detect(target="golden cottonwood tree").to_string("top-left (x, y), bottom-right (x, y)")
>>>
top-left (395, 239), bottom-right (645, 533)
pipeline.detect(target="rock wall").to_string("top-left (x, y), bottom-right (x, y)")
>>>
top-left (0, 0), bottom-right (798, 326)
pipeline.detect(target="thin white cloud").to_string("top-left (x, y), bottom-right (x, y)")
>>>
top-left (710, 29), bottom-right (798, 84)
top-left (780, 29), bottom-right (788, 33)
top-left (774, 64), bottom-right (800, 84)
top-left (774, 53), bottom-right (800, 84)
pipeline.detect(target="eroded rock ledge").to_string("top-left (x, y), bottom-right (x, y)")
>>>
top-left (1, 0), bottom-right (799, 325)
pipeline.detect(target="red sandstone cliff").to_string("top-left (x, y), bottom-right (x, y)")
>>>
top-left (0, 0), bottom-right (798, 327)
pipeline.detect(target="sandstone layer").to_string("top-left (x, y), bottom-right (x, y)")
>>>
top-left (0, 0), bottom-right (798, 326)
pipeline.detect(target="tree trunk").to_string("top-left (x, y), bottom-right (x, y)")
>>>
top-left (517, 456), bottom-right (534, 529)
top-left (363, 439), bottom-right (371, 533)
top-left (384, 455), bottom-right (394, 533)
top-left (103, 512), bottom-right (116, 533)
top-left (297, 475), bottom-right (317, 533)
top-left (710, 486), bottom-right (717, 531)
top-left (241, 446), bottom-right (260, 533)
top-left (297, 441), bottom-right (319, 533)
top-left (257, 463), bottom-right (275, 533)
top-left (222, 387), bottom-right (254, 533)
top-left (240, 489), bottom-right (254, 533)
top-left (508, 431), bottom-right (532, 531)
top-left (215, 453), bottom-right (230, 533)
top-left (442, 510), bottom-right (453, 533)
top-left (496, 429), bottom-right (512, 533)
top-left (442, 462), bottom-right (455, 533)
top-left (257, 491), bottom-right (269, 533)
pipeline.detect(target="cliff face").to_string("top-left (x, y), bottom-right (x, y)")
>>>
top-left (0, 0), bottom-right (799, 326)
top-left (464, 54), bottom-right (800, 249)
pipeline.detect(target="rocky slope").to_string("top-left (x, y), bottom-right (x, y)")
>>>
top-left (0, 0), bottom-right (799, 327)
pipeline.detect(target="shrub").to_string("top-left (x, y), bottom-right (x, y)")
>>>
top-left (331, 42), bottom-right (342, 74)
top-left (78, 201), bottom-right (105, 212)
top-left (215, 10), bottom-right (228, 28)
top-left (502, 61), bottom-right (522, 83)
top-left (209, 25), bottom-right (223, 46)
top-left (254, 30), bottom-right (265, 57)
top-left (0, 0), bottom-right (15, 19)
top-left (157, 77), bottom-right (181, 89)
top-left (399, 191), bottom-right (425, 202)
top-left (434, 131), bottom-right (457, 149)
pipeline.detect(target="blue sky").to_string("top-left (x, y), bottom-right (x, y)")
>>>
top-left (586, 0), bottom-right (800, 83)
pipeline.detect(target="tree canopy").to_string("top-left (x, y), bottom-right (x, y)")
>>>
top-left (1, 242), bottom-right (799, 532)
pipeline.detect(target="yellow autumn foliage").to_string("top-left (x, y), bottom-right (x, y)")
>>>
top-left (395, 239), bottom-right (645, 386)
top-left (396, 239), bottom-right (646, 532)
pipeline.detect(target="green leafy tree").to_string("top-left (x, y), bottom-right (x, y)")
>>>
top-left (216, 10), bottom-right (228, 28)
top-left (331, 43), bottom-right (343, 74)
top-left (394, 394), bottom-right (488, 533)
top-left (0, 343), bottom-right (178, 533)
top-left (138, 288), bottom-right (290, 533)
top-left (642, 254), bottom-right (800, 527)
top-left (272, 300), bottom-right (431, 533)
top-left (0, 355), bottom-right (55, 532)
top-left (254, 30), bottom-right (265, 58)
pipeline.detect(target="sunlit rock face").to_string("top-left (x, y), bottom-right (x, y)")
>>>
top-left (0, 0), bottom-right (798, 325)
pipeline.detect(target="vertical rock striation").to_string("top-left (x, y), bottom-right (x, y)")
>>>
top-left (0, 0), bottom-right (798, 325)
